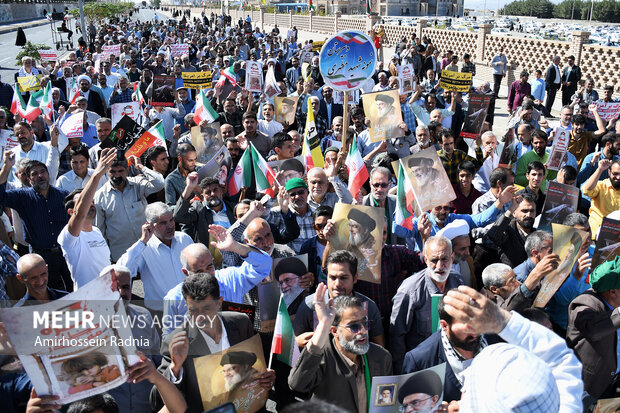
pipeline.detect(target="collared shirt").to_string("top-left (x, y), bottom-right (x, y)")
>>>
top-left (258, 118), bottom-right (283, 138)
top-left (118, 232), bottom-right (194, 311)
top-left (268, 206), bottom-right (315, 253)
top-left (584, 179), bottom-right (620, 236)
top-left (14, 287), bottom-right (68, 307)
top-left (508, 80), bottom-right (531, 111)
top-left (531, 78), bottom-right (546, 102)
top-left (9, 141), bottom-right (60, 184)
top-left (554, 64), bottom-right (561, 84)
top-left (515, 149), bottom-right (557, 189)
top-left (409, 101), bottom-right (454, 126)
top-left (94, 167), bottom-right (165, 261)
top-left (207, 202), bottom-right (231, 228)
top-left (0, 184), bottom-right (68, 249)
top-left (568, 131), bottom-right (596, 168)
top-left (400, 102), bottom-right (417, 136)
top-left (162, 250), bottom-right (272, 336)
top-left (57, 168), bottom-right (107, 193)
top-left (164, 166), bottom-right (196, 206)
top-left (0, 243), bottom-right (19, 302)
top-left (437, 148), bottom-right (483, 184)
top-left (236, 130), bottom-right (272, 159)
top-left (109, 88), bottom-right (135, 105)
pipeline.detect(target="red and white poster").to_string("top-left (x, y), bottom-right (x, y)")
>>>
top-left (398, 64), bottom-right (414, 95)
top-left (38, 50), bottom-right (58, 62)
top-left (60, 113), bottom-right (84, 139)
top-left (170, 43), bottom-right (189, 58)
top-left (547, 126), bottom-right (571, 171)
top-left (595, 101), bottom-right (620, 121)
top-left (245, 61), bottom-right (263, 93)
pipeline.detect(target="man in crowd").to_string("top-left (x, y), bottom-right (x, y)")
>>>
top-left (14, 253), bottom-right (68, 306)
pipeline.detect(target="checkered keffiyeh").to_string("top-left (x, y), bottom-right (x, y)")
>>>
top-left (459, 343), bottom-right (560, 413)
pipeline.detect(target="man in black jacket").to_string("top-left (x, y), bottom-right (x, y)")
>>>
top-left (544, 56), bottom-right (562, 115)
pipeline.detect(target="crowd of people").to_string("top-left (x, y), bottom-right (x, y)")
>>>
top-left (0, 6), bottom-right (618, 413)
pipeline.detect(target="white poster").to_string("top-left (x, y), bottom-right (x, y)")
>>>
top-left (245, 61), bottom-right (264, 93)
top-left (111, 102), bottom-right (141, 127)
top-left (398, 64), bottom-right (414, 95)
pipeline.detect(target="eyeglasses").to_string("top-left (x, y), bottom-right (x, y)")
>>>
top-left (278, 276), bottom-right (298, 286)
top-left (288, 190), bottom-right (306, 197)
top-left (435, 206), bottom-right (453, 211)
top-left (372, 182), bottom-right (389, 189)
top-left (399, 396), bottom-right (434, 412)
top-left (339, 318), bottom-right (370, 334)
top-left (315, 223), bottom-right (327, 230)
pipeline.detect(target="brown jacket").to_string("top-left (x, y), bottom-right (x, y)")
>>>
top-left (566, 289), bottom-right (620, 398)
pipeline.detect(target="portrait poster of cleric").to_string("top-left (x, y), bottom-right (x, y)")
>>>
top-left (190, 122), bottom-right (224, 163)
top-left (274, 96), bottom-right (298, 125)
top-left (197, 145), bottom-right (233, 185)
top-left (394, 148), bottom-right (456, 216)
top-left (193, 334), bottom-right (268, 413)
top-left (537, 181), bottom-right (579, 232)
top-left (331, 203), bottom-right (383, 284)
top-left (534, 223), bottom-right (587, 308)
top-left (591, 217), bottom-right (620, 268)
top-left (362, 89), bottom-right (405, 143)
top-left (0, 271), bottom-right (140, 404)
top-left (370, 364), bottom-right (447, 412)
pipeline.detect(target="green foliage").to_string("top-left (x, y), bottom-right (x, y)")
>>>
top-left (16, 42), bottom-right (51, 66)
top-left (151, 0), bottom-right (161, 7)
top-left (69, 2), bottom-right (135, 21)
top-left (503, 0), bottom-right (620, 21)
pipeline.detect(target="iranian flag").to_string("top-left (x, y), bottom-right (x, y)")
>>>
top-left (220, 65), bottom-right (237, 86)
top-left (10, 86), bottom-right (26, 117)
top-left (301, 98), bottom-right (324, 171)
top-left (270, 295), bottom-right (300, 368)
top-left (193, 88), bottom-right (218, 125)
top-left (147, 120), bottom-right (167, 149)
top-left (345, 137), bottom-right (368, 198)
top-left (23, 89), bottom-right (43, 122)
top-left (40, 82), bottom-right (54, 120)
top-left (68, 77), bottom-right (80, 104)
top-left (395, 160), bottom-right (416, 230)
top-left (308, 0), bottom-right (315, 11)
top-left (366, 0), bottom-right (372, 14)
top-left (133, 82), bottom-right (144, 105)
top-left (228, 143), bottom-right (277, 197)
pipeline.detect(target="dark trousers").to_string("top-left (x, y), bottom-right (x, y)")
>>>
top-left (493, 74), bottom-right (504, 97)
top-left (545, 85), bottom-right (559, 114)
top-left (562, 85), bottom-right (577, 106)
top-left (31, 247), bottom-right (72, 292)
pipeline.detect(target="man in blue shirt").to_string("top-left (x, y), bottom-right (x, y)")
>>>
top-left (530, 69), bottom-right (546, 104)
top-left (162, 229), bottom-right (272, 337)
top-left (394, 185), bottom-right (516, 251)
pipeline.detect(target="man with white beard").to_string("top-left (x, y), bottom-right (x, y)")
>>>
top-left (274, 256), bottom-right (310, 314)
top-left (372, 93), bottom-right (403, 141)
top-left (220, 351), bottom-right (261, 393)
top-left (436, 219), bottom-right (477, 289)
top-left (389, 236), bottom-right (464, 373)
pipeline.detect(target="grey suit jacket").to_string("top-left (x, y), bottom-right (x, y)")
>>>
top-left (289, 338), bottom-right (392, 412)
top-left (361, 194), bottom-right (404, 245)
top-left (567, 289), bottom-right (620, 399)
top-left (152, 311), bottom-right (254, 413)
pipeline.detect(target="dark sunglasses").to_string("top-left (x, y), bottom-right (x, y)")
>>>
top-left (340, 318), bottom-right (370, 334)
top-left (372, 182), bottom-right (389, 189)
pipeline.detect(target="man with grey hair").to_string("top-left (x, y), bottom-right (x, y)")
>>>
top-left (390, 235), bottom-right (464, 372)
top-left (94, 153), bottom-right (164, 261)
top-left (117, 201), bottom-right (193, 314)
top-left (482, 262), bottom-right (549, 312)
top-left (289, 285), bottom-right (392, 412)
top-left (362, 167), bottom-right (401, 245)
top-left (513, 230), bottom-right (556, 282)
top-left (411, 124), bottom-right (438, 153)
top-left (88, 118), bottom-right (113, 169)
top-left (544, 55), bottom-right (562, 114)
top-left (307, 167), bottom-right (352, 210)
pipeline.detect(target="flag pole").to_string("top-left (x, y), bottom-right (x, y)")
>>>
top-left (341, 90), bottom-right (349, 152)
top-left (267, 349), bottom-right (274, 370)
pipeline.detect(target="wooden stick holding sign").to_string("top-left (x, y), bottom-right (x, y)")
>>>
top-left (342, 90), bottom-right (349, 152)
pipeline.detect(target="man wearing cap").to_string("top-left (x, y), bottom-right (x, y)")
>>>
top-left (78, 75), bottom-right (106, 117)
top-left (567, 256), bottom-right (620, 399)
top-left (398, 369), bottom-right (444, 412)
top-left (436, 219), bottom-right (476, 289)
top-left (267, 177), bottom-right (315, 253)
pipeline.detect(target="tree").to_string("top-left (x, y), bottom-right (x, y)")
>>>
top-left (16, 42), bottom-right (51, 66)
top-left (69, 3), bottom-right (134, 21)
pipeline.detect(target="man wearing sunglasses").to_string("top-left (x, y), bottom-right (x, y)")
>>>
top-left (361, 167), bottom-right (402, 245)
top-left (289, 283), bottom-right (392, 413)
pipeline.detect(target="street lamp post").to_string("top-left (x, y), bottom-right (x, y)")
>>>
top-left (78, 0), bottom-right (86, 42)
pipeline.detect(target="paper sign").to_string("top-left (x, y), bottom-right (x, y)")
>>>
top-left (60, 113), bottom-right (84, 138)
top-left (17, 75), bottom-right (42, 92)
top-left (170, 43), bottom-right (189, 57)
top-left (111, 102), bottom-right (140, 127)
top-left (461, 93), bottom-right (492, 139)
top-left (439, 71), bottom-right (473, 92)
top-left (361, 89), bottom-right (405, 143)
top-left (547, 126), bottom-right (571, 171)
top-left (181, 71), bottom-right (213, 90)
top-left (38, 50), bottom-right (58, 61)
top-left (538, 181), bottom-right (580, 232)
top-left (594, 101), bottom-right (620, 121)
top-left (592, 217), bottom-right (620, 269)
top-left (245, 61), bottom-right (263, 93)
top-left (398, 64), bottom-right (414, 95)
top-left (319, 30), bottom-right (377, 91)
top-left (151, 75), bottom-right (176, 107)
top-left (274, 96), bottom-right (298, 125)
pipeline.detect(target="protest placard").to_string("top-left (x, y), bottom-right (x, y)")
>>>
top-left (362, 89), bottom-right (405, 143)
top-left (0, 272), bottom-right (140, 405)
top-left (111, 102), bottom-right (141, 127)
top-left (151, 75), bottom-right (176, 107)
top-left (38, 50), bottom-right (58, 62)
top-left (398, 64), bottom-right (414, 95)
top-left (439, 71), bottom-right (473, 92)
top-left (592, 217), bottom-right (620, 269)
top-left (461, 93), bottom-right (492, 139)
top-left (108, 115), bottom-right (159, 160)
top-left (369, 364), bottom-right (447, 412)
top-left (534, 224), bottom-right (587, 308)
top-left (170, 43), bottom-right (189, 57)
top-left (245, 61), bottom-right (263, 93)
top-left (181, 71), bottom-right (213, 90)
top-left (319, 30), bottom-right (377, 91)
top-left (595, 101), bottom-right (620, 121)
top-left (196, 144), bottom-right (232, 184)
top-left (311, 41), bottom-right (325, 52)
top-left (331, 203), bottom-right (383, 284)
top-left (17, 75), bottom-right (42, 92)
top-left (193, 334), bottom-right (268, 413)
top-left (190, 122), bottom-right (223, 163)
top-left (274, 96), bottom-right (298, 125)
top-left (538, 181), bottom-right (580, 232)
top-left (60, 112), bottom-right (84, 139)
top-left (547, 126), bottom-right (571, 171)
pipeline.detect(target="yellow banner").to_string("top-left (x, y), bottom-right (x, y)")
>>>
top-left (181, 71), bottom-right (213, 90)
top-left (312, 41), bottom-right (325, 52)
top-left (439, 71), bottom-right (472, 92)
top-left (17, 75), bottom-right (43, 92)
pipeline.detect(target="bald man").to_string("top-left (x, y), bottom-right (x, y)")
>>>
top-left (307, 167), bottom-right (352, 210)
top-left (14, 254), bottom-right (68, 306)
top-left (162, 236), bottom-right (273, 337)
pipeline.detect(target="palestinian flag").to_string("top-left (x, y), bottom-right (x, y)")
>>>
top-left (40, 82), bottom-right (54, 120)
top-left (270, 295), bottom-right (300, 367)
top-left (345, 137), bottom-right (368, 198)
top-left (24, 89), bottom-right (43, 122)
top-left (220, 65), bottom-right (237, 86)
top-left (301, 97), bottom-right (324, 171)
top-left (68, 77), bottom-right (80, 105)
top-left (228, 144), bottom-right (252, 196)
top-left (147, 120), bottom-right (167, 150)
top-left (193, 88), bottom-right (218, 126)
top-left (10, 86), bottom-right (26, 117)
top-left (395, 160), bottom-right (416, 230)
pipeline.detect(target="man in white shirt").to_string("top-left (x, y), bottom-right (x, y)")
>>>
top-left (94, 154), bottom-right (165, 261)
top-left (58, 148), bottom-right (115, 290)
top-left (9, 121), bottom-right (60, 185)
top-left (258, 103), bottom-right (283, 138)
top-left (57, 145), bottom-right (107, 193)
top-left (118, 202), bottom-right (193, 313)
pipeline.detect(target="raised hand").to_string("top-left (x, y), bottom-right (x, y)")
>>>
top-left (313, 282), bottom-right (335, 326)
top-left (3, 151), bottom-right (15, 170)
top-left (140, 222), bottom-right (154, 245)
top-left (128, 155), bottom-right (144, 170)
top-left (598, 158), bottom-right (612, 171)
top-left (169, 330), bottom-right (189, 378)
top-left (25, 388), bottom-right (61, 413)
top-left (322, 219), bottom-right (336, 241)
top-left (208, 224), bottom-right (235, 251)
top-left (127, 351), bottom-right (158, 384)
top-left (497, 185), bottom-right (518, 206)
top-left (277, 186), bottom-right (290, 214)
top-left (443, 285), bottom-right (512, 335)
top-left (417, 213), bottom-right (432, 240)
top-left (299, 272), bottom-right (315, 289)
top-left (95, 148), bottom-right (117, 177)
